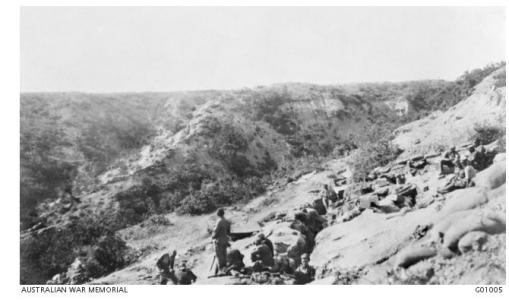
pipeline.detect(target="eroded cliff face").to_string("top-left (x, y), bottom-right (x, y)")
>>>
top-left (96, 85), bottom-right (397, 187)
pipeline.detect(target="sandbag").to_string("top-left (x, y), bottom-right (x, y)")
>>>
top-left (474, 161), bottom-right (506, 190)
top-left (457, 231), bottom-right (488, 254)
top-left (432, 209), bottom-right (477, 242)
top-left (395, 245), bottom-right (437, 268)
top-left (443, 211), bottom-right (505, 250)
top-left (438, 188), bottom-right (488, 218)
top-left (493, 153), bottom-right (505, 163)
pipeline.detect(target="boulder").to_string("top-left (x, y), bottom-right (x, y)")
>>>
top-left (394, 245), bottom-right (437, 268)
top-left (473, 161), bottom-right (506, 190)
top-left (261, 223), bottom-right (309, 264)
top-left (457, 231), bottom-right (488, 254)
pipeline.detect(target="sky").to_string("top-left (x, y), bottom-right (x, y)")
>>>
top-left (20, 6), bottom-right (505, 92)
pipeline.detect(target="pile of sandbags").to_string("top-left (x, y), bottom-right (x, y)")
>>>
top-left (393, 154), bottom-right (507, 270)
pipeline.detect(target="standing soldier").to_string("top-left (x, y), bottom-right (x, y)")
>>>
top-left (320, 184), bottom-right (338, 210)
top-left (212, 208), bottom-right (231, 275)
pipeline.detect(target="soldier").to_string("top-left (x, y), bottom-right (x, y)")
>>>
top-left (290, 211), bottom-right (315, 253)
top-left (463, 159), bottom-right (477, 186)
top-left (212, 208), bottom-right (231, 275)
top-left (225, 248), bottom-right (246, 275)
top-left (439, 146), bottom-right (461, 176)
top-left (255, 233), bottom-right (274, 256)
top-left (320, 184), bottom-right (338, 209)
top-left (293, 253), bottom-right (316, 285)
top-left (250, 243), bottom-right (274, 272)
top-left (156, 251), bottom-right (177, 285)
top-left (174, 260), bottom-right (197, 285)
top-left (438, 160), bottom-right (471, 194)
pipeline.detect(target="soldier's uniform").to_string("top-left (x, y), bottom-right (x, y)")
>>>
top-left (255, 235), bottom-right (274, 256)
top-left (226, 249), bottom-right (245, 274)
top-left (212, 217), bottom-right (231, 273)
top-left (440, 148), bottom-right (461, 174)
top-left (320, 186), bottom-right (338, 209)
top-left (293, 254), bottom-right (315, 285)
top-left (175, 266), bottom-right (197, 285)
top-left (156, 252), bottom-right (177, 285)
top-left (250, 244), bottom-right (274, 271)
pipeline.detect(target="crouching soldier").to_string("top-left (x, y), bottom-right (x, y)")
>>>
top-left (251, 243), bottom-right (274, 272)
top-left (156, 251), bottom-right (177, 285)
top-left (293, 253), bottom-right (315, 285)
top-left (225, 248), bottom-right (246, 275)
top-left (175, 260), bottom-right (197, 285)
top-left (255, 233), bottom-right (274, 256)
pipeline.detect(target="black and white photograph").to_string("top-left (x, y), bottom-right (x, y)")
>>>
top-left (15, 3), bottom-right (506, 290)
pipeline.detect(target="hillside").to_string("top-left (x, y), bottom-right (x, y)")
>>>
top-left (394, 66), bottom-right (506, 155)
top-left (20, 64), bottom-right (506, 284)
top-left (89, 66), bottom-right (505, 285)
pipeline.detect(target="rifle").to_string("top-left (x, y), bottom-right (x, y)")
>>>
top-left (207, 273), bottom-right (230, 279)
top-left (209, 254), bottom-right (217, 273)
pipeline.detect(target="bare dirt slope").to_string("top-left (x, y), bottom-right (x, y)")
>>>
top-left (92, 160), bottom-right (348, 284)
top-left (91, 68), bottom-right (506, 285)
top-left (394, 67), bottom-right (505, 155)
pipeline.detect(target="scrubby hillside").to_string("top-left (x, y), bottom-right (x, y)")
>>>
top-left (20, 63), bottom-right (505, 284)
top-left (394, 66), bottom-right (506, 155)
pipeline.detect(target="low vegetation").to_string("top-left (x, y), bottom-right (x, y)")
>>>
top-left (19, 63), bottom-right (505, 284)
top-left (348, 123), bottom-right (402, 182)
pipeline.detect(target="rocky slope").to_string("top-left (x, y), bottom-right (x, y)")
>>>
top-left (92, 68), bottom-right (505, 285)
top-left (20, 65), bottom-right (506, 284)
